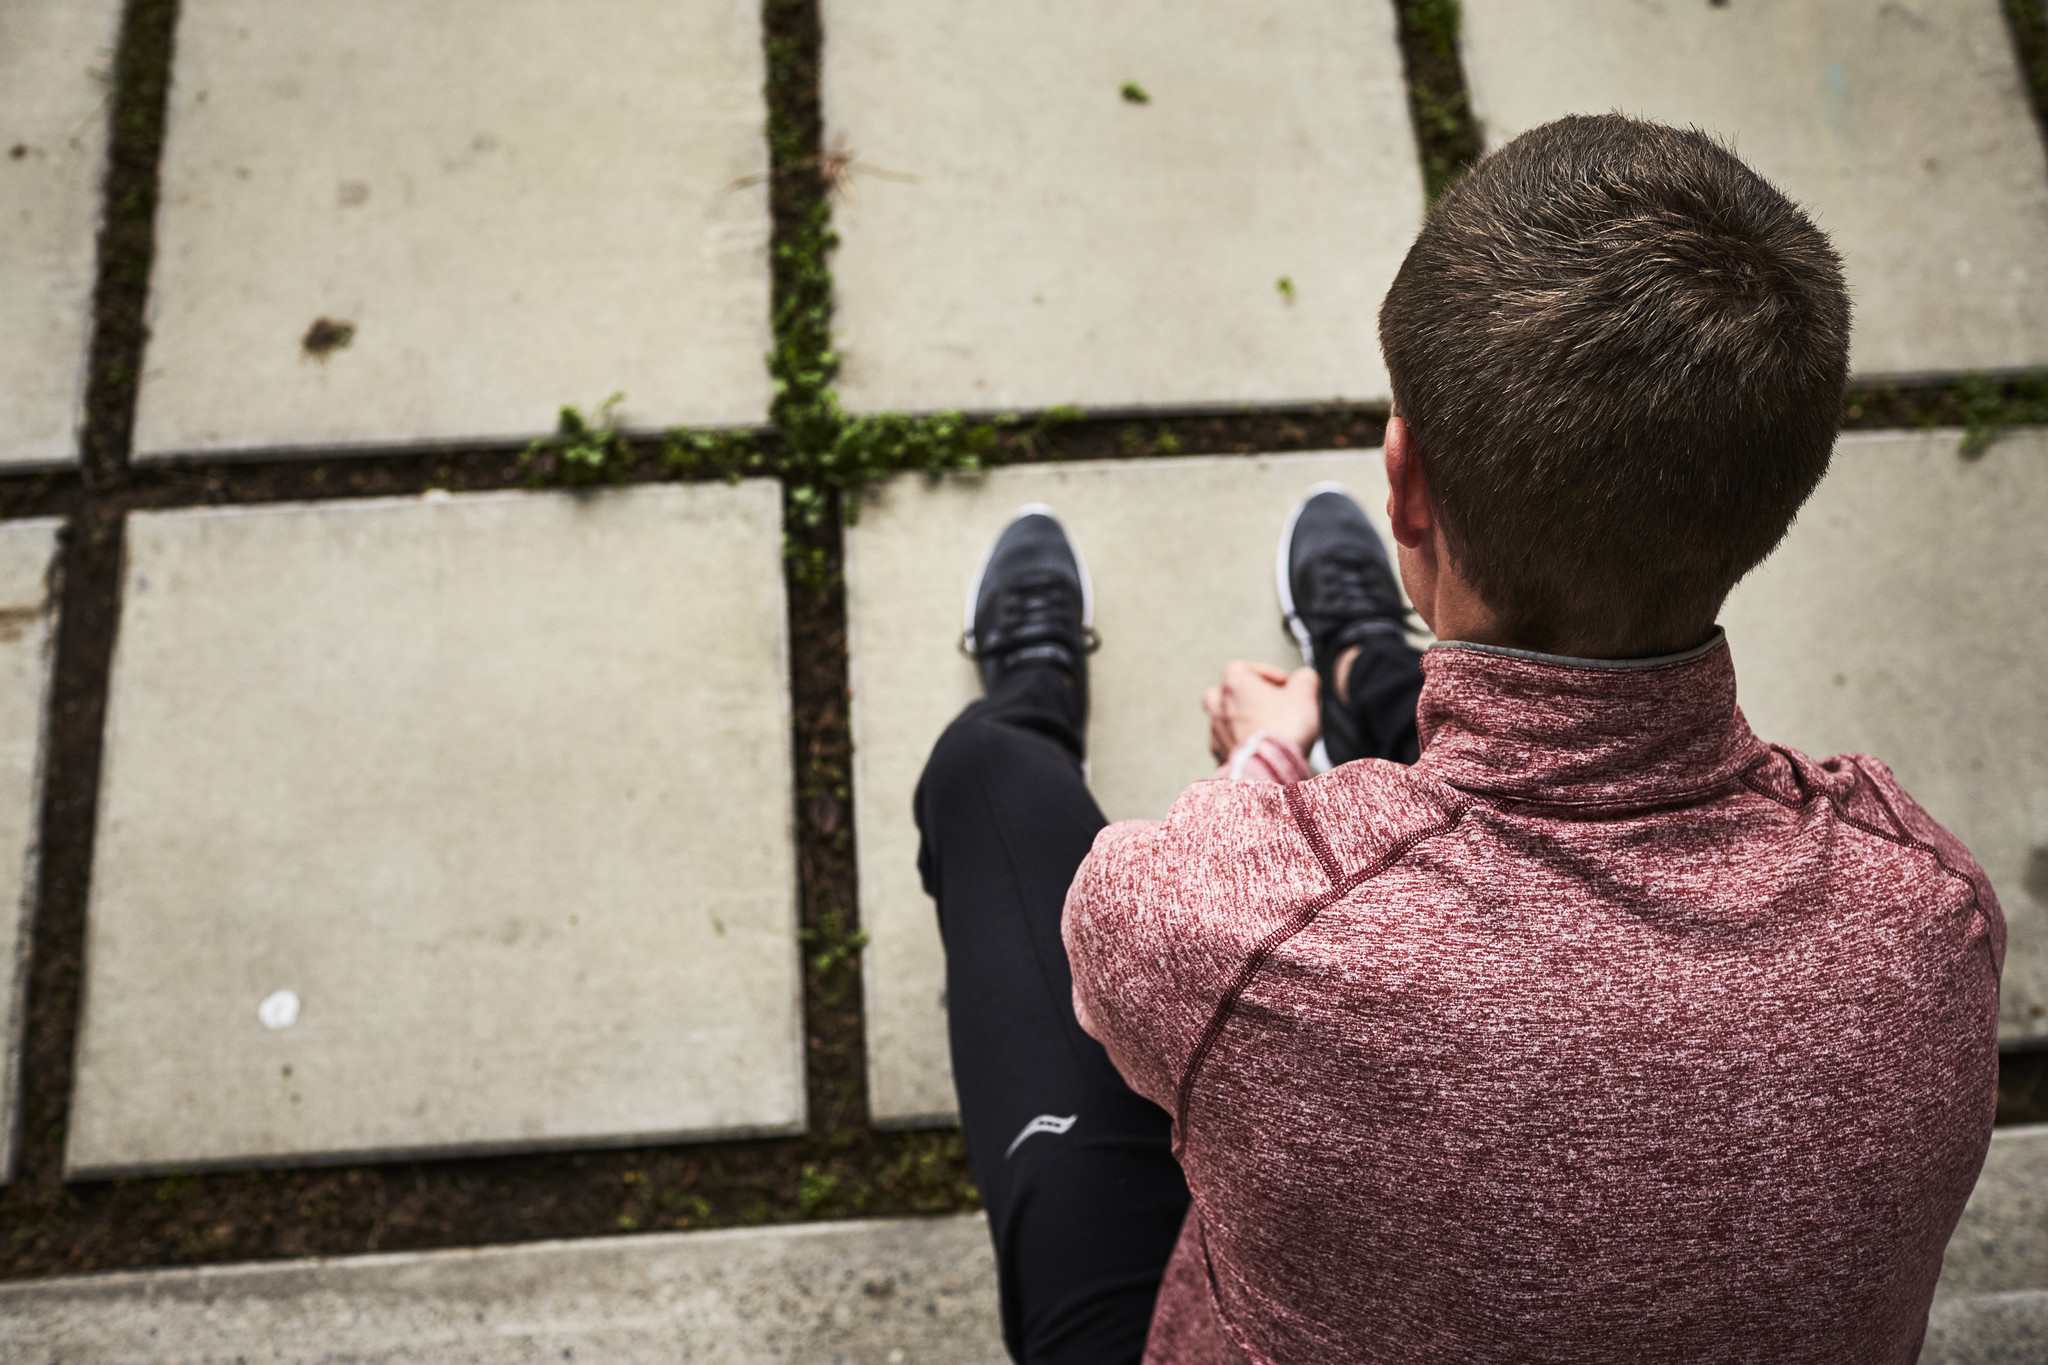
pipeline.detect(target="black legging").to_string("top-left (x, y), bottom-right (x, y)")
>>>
top-left (913, 638), bottom-right (1423, 1363)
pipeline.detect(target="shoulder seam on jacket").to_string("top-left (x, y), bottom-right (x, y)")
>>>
top-left (1845, 759), bottom-right (1993, 943)
top-left (1736, 758), bottom-right (1802, 809)
top-left (1284, 784), bottom-right (1342, 883)
top-left (1171, 797), bottom-right (1467, 1139)
top-left (1741, 760), bottom-right (1991, 942)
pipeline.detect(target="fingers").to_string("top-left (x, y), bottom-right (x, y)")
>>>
top-left (1223, 659), bottom-right (1288, 689)
top-left (1207, 661), bottom-right (1315, 766)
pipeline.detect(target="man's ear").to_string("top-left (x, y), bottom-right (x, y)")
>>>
top-left (1384, 415), bottom-right (1434, 549)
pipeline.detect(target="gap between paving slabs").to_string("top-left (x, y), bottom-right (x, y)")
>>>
top-left (2007, 0), bottom-right (2048, 146)
top-left (1395, 0), bottom-right (1483, 204)
top-left (0, 0), bottom-right (2045, 1281)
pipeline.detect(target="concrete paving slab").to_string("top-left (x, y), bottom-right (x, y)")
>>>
top-left (0, 1214), bottom-right (1004, 1364)
top-left (1933, 1125), bottom-right (2048, 1300)
top-left (821, 1), bottom-right (1423, 415)
top-left (1921, 1291), bottom-right (2048, 1365)
top-left (0, 521), bottom-right (64, 1183)
top-left (0, 0), bottom-right (121, 468)
top-left (1924, 1125), bottom-right (2048, 1363)
top-left (67, 483), bottom-right (801, 1175)
top-left (131, 0), bottom-right (772, 461)
top-left (845, 452), bottom-right (1405, 1124)
top-left (1722, 428), bottom-right (2048, 1043)
top-left (1458, 0), bottom-right (2048, 379)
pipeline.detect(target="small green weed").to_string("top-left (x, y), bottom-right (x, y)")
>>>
top-left (873, 1132), bottom-right (979, 1213)
top-left (798, 1164), bottom-right (841, 1215)
top-left (1956, 370), bottom-right (2048, 459)
top-left (523, 397), bottom-right (764, 488)
top-left (1410, 0), bottom-right (1461, 58)
top-left (1107, 424), bottom-right (1186, 458)
top-left (1276, 276), bottom-right (1296, 303)
top-left (523, 393), bottom-right (632, 486)
top-left (801, 905), bottom-right (870, 1005)
top-left (1120, 81), bottom-right (1151, 105)
top-left (1412, 86), bottom-right (1468, 144)
top-left (661, 428), bottom-right (767, 483)
top-left (661, 1192), bottom-right (714, 1225)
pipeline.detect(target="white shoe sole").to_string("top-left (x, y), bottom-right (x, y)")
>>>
top-left (961, 503), bottom-right (1095, 654)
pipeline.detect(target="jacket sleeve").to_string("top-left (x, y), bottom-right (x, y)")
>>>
top-left (1060, 773), bottom-right (1331, 1112)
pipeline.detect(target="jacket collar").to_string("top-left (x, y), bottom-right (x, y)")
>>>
top-left (1412, 630), bottom-right (1766, 808)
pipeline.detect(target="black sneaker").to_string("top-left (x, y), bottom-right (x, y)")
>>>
top-left (962, 504), bottom-right (1097, 704)
top-left (1277, 482), bottom-right (1409, 768)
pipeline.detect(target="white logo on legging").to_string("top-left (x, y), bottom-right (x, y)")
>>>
top-left (1005, 1113), bottom-right (1078, 1158)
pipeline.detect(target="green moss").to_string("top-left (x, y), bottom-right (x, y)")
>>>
top-left (800, 904), bottom-right (869, 1004)
top-left (1956, 370), bottom-right (2048, 459)
top-left (1409, 0), bottom-right (1460, 58)
top-left (521, 394), bottom-right (629, 485)
top-left (1393, 0), bottom-right (1481, 206)
top-left (797, 1164), bottom-right (840, 1215)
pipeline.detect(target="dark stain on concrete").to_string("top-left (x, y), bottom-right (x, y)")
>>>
top-left (301, 316), bottom-right (356, 361)
top-left (0, 606), bottom-right (45, 644)
top-left (2024, 844), bottom-right (2048, 905)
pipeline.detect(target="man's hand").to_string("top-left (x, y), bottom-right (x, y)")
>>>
top-left (1204, 661), bottom-right (1320, 764)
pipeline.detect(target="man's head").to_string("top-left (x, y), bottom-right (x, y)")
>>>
top-left (1378, 113), bottom-right (1850, 657)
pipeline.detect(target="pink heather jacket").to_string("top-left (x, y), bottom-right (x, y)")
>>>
top-left (1064, 636), bottom-right (2003, 1365)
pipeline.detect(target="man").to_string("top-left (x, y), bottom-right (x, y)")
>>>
top-left (914, 114), bottom-right (2002, 1363)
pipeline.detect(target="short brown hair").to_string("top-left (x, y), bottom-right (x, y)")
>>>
top-left (1379, 114), bottom-right (1850, 656)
